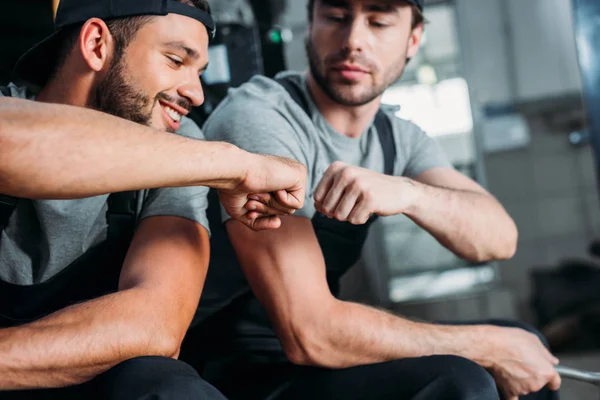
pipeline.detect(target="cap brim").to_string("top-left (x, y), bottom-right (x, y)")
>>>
top-left (13, 29), bottom-right (66, 87)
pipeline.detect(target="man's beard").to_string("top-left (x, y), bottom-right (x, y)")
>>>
top-left (91, 53), bottom-right (192, 133)
top-left (306, 36), bottom-right (407, 107)
top-left (92, 54), bottom-right (155, 128)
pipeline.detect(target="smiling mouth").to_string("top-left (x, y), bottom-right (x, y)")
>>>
top-left (161, 103), bottom-right (182, 122)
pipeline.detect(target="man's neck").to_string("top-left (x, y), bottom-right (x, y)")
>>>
top-left (36, 73), bottom-right (91, 107)
top-left (307, 72), bottom-right (381, 139)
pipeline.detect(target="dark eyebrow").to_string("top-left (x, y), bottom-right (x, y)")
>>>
top-left (320, 0), bottom-right (399, 15)
top-left (164, 41), bottom-right (201, 60)
top-left (320, 0), bottom-right (350, 10)
top-left (365, 3), bottom-right (398, 14)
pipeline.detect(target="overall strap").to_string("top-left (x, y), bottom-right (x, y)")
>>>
top-left (106, 191), bottom-right (138, 247)
top-left (0, 195), bottom-right (18, 233)
top-left (276, 76), bottom-right (311, 116)
top-left (373, 110), bottom-right (396, 176)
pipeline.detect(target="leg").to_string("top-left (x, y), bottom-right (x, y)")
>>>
top-left (89, 356), bottom-right (227, 400)
top-left (276, 355), bottom-right (499, 400)
top-left (213, 355), bottom-right (499, 400)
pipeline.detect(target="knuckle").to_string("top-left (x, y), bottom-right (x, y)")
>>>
top-left (339, 167), bottom-right (355, 181)
top-left (334, 212), bottom-right (346, 221)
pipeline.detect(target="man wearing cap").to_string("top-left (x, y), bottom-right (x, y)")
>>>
top-left (183, 0), bottom-right (561, 399)
top-left (0, 0), bottom-right (306, 398)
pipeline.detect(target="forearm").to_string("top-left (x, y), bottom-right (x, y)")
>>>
top-left (299, 299), bottom-right (492, 369)
top-left (403, 179), bottom-right (517, 261)
top-left (0, 98), bottom-right (247, 198)
top-left (0, 288), bottom-right (178, 390)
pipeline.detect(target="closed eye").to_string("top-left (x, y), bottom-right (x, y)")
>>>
top-left (370, 20), bottom-right (389, 28)
top-left (166, 55), bottom-right (184, 67)
top-left (327, 15), bottom-right (346, 22)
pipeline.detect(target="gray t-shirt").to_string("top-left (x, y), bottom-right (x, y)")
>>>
top-left (204, 72), bottom-right (452, 220)
top-left (195, 72), bottom-right (451, 324)
top-left (0, 83), bottom-right (210, 285)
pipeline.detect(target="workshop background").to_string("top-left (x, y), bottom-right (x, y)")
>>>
top-left (1, 0), bottom-right (599, 398)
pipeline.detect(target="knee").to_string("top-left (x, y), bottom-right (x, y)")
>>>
top-left (430, 355), bottom-right (499, 400)
top-left (95, 356), bottom-right (227, 400)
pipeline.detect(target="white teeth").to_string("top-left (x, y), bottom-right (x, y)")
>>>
top-left (164, 105), bottom-right (182, 122)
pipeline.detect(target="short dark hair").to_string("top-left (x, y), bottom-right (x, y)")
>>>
top-left (53, 0), bottom-right (211, 77)
top-left (307, 0), bottom-right (424, 30)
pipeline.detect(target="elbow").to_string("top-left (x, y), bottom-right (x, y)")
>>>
top-left (151, 329), bottom-right (182, 359)
top-left (281, 327), bottom-right (323, 367)
top-left (133, 326), bottom-right (182, 360)
top-left (465, 219), bottom-right (518, 263)
top-left (278, 303), bottom-right (336, 368)
top-left (492, 217), bottom-right (518, 261)
top-left (127, 316), bottom-right (186, 360)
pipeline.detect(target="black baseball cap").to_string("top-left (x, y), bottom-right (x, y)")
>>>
top-left (406, 0), bottom-right (424, 11)
top-left (14, 0), bottom-right (216, 87)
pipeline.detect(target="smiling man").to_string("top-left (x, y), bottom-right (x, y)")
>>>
top-left (0, 0), bottom-right (306, 399)
top-left (185, 0), bottom-right (561, 399)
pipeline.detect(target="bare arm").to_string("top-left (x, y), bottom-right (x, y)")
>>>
top-left (405, 168), bottom-right (518, 262)
top-left (0, 216), bottom-right (208, 390)
top-left (0, 97), bottom-right (308, 230)
top-left (227, 216), bottom-right (559, 396)
top-left (227, 216), bottom-right (486, 367)
top-left (0, 97), bottom-right (246, 198)
top-left (310, 163), bottom-right (517, 262)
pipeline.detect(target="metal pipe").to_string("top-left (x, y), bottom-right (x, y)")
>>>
top-left (556, 365), bottom-right (600, 388)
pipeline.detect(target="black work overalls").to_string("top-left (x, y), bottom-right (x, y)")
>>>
top-left (0, 192), bottom-right (137, 328)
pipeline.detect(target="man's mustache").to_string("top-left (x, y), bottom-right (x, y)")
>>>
top-left (156, 93), bottom-right (192, 112)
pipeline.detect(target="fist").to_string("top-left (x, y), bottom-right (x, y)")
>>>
top-left (313, 161), bottom-right (414, 224)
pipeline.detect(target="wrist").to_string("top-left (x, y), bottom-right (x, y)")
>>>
top-left (397, 176), bottom-right (422, 216)
top-left (196, 142), bottom-right (249, 190)
top-left (458, 324), bottom-right (499, 369)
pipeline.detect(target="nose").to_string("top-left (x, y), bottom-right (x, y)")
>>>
top-left (342, 16), bottom-right (368, 53)
top-left (178, 77), bottom-right (204, 107)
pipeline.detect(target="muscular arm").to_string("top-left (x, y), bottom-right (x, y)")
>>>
top-left (0, 97), bottom-right (247, 198)
top-left (0, 216), bottom-right (209, 389)
top-left (227, 216), bottom-right (496, 369)
top-left (312, 163), bottom-right (517, 263)
top-left (405, 168), bottom-right (517, 262)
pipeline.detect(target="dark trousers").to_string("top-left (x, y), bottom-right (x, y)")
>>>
top-left (201, 320), bottom-right (559, 400)
top-left (0, 356), bottom-right (227, 400)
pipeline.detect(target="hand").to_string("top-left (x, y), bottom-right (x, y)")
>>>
top-left (218, 153), bottom-right (307, 231)
top-left (313, 161), bottom-right (417, 224)
top-left (481, 327), bottom-right (561, 399)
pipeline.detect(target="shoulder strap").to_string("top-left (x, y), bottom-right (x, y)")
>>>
top-left (106, 191), bottom-right (138, 247)
top-left (276, 76), bottom-right (397, 176)
top-left (0, 195), bottom-right (18, 233)
top-left (275, 76), bottom-right (311, 116)
top-left (373, 110), bottom-right (396, 176)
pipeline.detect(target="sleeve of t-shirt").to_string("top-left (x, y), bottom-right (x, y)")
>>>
top-left (397, 119), bottom-right (453, 178)
top-left (138, 117), bottom-right (210, 234)
top-left (203, 84), bottom-right (313, 221)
